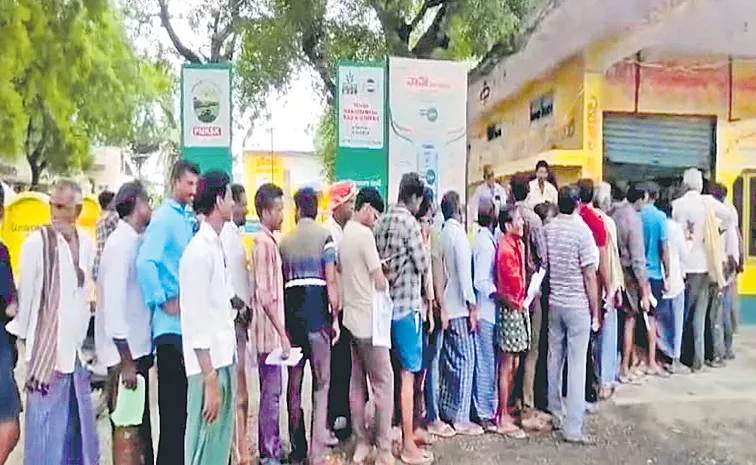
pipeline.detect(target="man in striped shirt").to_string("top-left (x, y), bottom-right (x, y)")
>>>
top-left (279, 187), bottom-right (340, 465)
top-left (544, 185), bottom-right (600, 445)
top-left (250, 183), bottom-right (288, 465)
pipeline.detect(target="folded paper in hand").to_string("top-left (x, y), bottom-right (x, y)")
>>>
top-left (522, 268), bottom-right (546, 309)
top-left (265, 347), bottom-right (304, 366)
top-left (373, 290), bottom-right (393, 348)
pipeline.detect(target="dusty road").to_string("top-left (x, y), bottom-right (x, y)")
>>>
top-left (9, 330), bottom-right (756, 465)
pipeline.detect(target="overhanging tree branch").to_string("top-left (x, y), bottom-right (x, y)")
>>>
top-left (411, 2), bottom-right (453, 57)
top-left (366, 1), bottom-right (411, 55)
top-left (301, 14), bottom-right (336, 104)
top-left (469, 0), bottom-right (559, 80)
top-left (158, 0), bottom-right (203, 63)
top-left (409, 0), bottom-right (444, 31)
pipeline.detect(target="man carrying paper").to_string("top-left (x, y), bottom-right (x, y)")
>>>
top-left (339, 187), bottom-right (393, 465)
top-left (96, 181), bottom-right (154, 465)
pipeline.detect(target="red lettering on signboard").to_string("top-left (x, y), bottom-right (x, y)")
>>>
top-left (193, 126), bottom-right (222, 137)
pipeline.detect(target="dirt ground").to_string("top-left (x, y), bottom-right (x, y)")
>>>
top-left (8, 330), bottom-right (756, 465)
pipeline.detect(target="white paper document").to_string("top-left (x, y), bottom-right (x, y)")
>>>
top-left (522, 268), bottom-right (546, 309)
top-left (372, 290), bottom-right (394, 348)
top-left (265, 347), bottom-right (304, 366)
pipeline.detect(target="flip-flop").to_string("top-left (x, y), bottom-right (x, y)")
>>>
top-left (645, 366), bottom-right (671, 378)
top-left (400, 450), bottom-right (434, 465)
top-left (494, 424), bottom-right (528, 439)
top-left (427, 422), bottom-right (456, 438)
top-left (618, 373), bottom-right (643, 385)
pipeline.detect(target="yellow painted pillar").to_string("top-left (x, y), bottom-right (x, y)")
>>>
top-left (582, 71), bottom-right (604, 181)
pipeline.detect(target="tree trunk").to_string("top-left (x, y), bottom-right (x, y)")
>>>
top-left (28, 156), bottom-right (41, 189)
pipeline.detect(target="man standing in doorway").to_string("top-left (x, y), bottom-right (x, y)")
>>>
top-left (374, 172), bottom-right (432, 465)
top-left (8, 180), bottom-right (98, 464)
top-left (220, 184), bottom-right (254, 465)
top-left (544, 186), bottom-right (600, 444)
top-left (136, 160), bottom-right (200, 465)
top-left (280, 187), bottom-right (341, 465)
top-left (527, 160), bottom-right (558, 208)
top-left (325, 181), bottom-right (358, 441)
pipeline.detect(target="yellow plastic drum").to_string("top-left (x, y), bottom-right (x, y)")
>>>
top-left (1, 192), bottom-right (51, 275)
top-left (77, 196), bottom-right (101, 238)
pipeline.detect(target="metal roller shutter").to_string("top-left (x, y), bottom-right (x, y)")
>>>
top-left (603, 114), bottom-right (715, 182)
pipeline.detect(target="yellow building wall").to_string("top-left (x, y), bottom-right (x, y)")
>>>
top-left (469, 56), bottom-right (585, 181)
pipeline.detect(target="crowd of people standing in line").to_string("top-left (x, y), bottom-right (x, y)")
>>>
top-left (0, 156), bottom-right (745, 465)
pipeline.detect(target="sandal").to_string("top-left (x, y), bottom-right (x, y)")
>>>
top-left (645, 366), bottom-right (671, 378)
top-left (427, 421), bottom-right (456, 438)
top-left (618, 373), bottom-right (643, 385)
top-left (399, 449), bottom-right (434, 465)
top-left (598, 386), bottom-right (616, 401)
top-left (494, 423), bottom-right (528, 439)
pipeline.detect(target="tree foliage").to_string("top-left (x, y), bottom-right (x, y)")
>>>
top-left (0, 0), bottom-right (172, 187)
top-left (129, 0), bottom-right (543, 179)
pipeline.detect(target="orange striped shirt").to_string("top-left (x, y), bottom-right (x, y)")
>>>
top-left (251, 227), bottom-right (284, 355)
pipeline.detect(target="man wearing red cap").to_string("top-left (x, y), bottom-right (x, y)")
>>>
top-left (325, 181), bottom-right (358, 440)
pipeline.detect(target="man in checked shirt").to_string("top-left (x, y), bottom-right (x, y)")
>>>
top-left (374, 172), bottom-right (432, 465)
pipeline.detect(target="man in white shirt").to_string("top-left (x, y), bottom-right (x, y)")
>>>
top-left (7, 180), bottom-right (98, 465)
top-left (339, 187), bottom-right (393, 465)
top-left (527, 160), bottom-right (558, 208)
top-left (438, 191), bottom-right (482, 436)
top-left (180, 171), bottom-right (237, 465)
top-left (672, 169), bottom-right (736, 371)
top-left (95, 181), bottom-right (154, 464)
top-left (220, 183), bottom-right (254, 464)
top-left (472, 165), bottom-right (508, 221)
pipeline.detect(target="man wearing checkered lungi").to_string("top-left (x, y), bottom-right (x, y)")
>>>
top-left (438, 191), bottom-right (484, 436)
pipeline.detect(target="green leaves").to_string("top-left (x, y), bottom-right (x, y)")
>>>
top-left (0, 0), bottom-right (171, 186)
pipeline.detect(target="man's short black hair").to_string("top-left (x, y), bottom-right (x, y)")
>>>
top-left (626, 184), bottom-right (644, 204)
top-left (255, 183), bottom-right (284, 217)
top-left (194, 170), bottom-right (230, 215)
top-left (171, 160), bottom-right (201, 183)
top-left (294, 187), bottom-right (318, 220)
top-left (398, 172), bottom-right (425, 205)
top-left (98, 190), bottom-right (115, 210)
top-left (498, 204), bottom-right (516, 233)
top-left (657, 187), bottom-right (674, 218)
top-left (510, 174), bottom-right (530, 202)
top-left (536, 160), bottom-right (549, 171)
top-left (355, 187), bottom-right (385, 214)
top-left (441, 190), bottom-right (461, 221)
top-left (577, 179), bottom-right (594, 204)
top-left (416, 186), bottom-right (434, 220)
top-left (0, 182), bottom-right (4, 207)
top-left (533, 202), bottom-right (551, 222)
top-left (230, 184), bottom-right (246, 204)
top-left (114, 181), bottom-right (148, 219)
top-left (557, 185), bottom-right (579, 215)
top-left (639, 181), bottom-right (660, 200)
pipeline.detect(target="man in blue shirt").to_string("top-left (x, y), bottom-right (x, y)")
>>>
top-left (136, 160), bottom-right (200, 465)
top-left (639, 183), bottom-right (670, 378)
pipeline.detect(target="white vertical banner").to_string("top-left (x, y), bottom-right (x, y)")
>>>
top-left (387, 57), bottom-right (468, 206)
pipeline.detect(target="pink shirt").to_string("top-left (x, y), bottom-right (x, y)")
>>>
top-left (252, 227), bottom-right (285, 355)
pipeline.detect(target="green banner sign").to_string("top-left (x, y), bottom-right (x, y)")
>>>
top-left (181, 63), bottom-right (233, 175)
top-left (336, 61), bottom-right (388, 201)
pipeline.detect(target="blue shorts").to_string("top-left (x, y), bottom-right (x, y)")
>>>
top-left (391, 311), bottom-right (423, 373)
top-left (0, 332), bottom-right (20, 421)
top-left (649, 278), bottom-right (665, 316)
